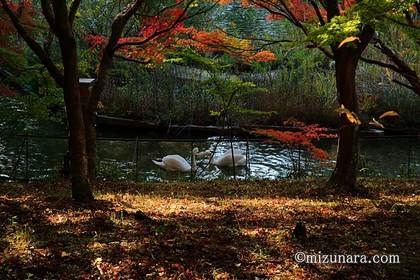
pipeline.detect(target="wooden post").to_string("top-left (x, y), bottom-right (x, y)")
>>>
top-left (297, 147), bottom-right (301, 177)
top-left (246, 137), bottom-right (250, 178)
top-left (135, 137), bottom-right (139, 181)
top-left (25, 132), bottom-right (29, 181)
top-left (230, 130), bottom-right (236, 180)
top-left (190, 141), bottom-right (194, 180)
top-left (407, 139), bottom-right (411, 177)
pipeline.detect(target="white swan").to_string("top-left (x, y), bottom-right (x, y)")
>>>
top-left (203, 149), bottom-right (247, 167)
top-left (152, 147), bottom-right (202, 172)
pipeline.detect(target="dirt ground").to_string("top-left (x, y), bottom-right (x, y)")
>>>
top-left (0, 179), bottom-right (419, 279)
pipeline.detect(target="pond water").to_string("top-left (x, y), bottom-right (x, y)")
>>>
top-left (1, 130), bottom-right (419, 181)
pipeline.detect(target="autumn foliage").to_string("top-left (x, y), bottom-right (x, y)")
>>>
top-left (86, 5), bottom-right (276, 64)
top-left (252, 119), bottom-right (336, 160)
top-left (86, 7), bottom-right (192, 63)
top-left (0, 0), bottom-right (34, 49)
top-left (221, 0), bottom-right (358, 22)
top-left (0, 1), bottom-right (35, 96)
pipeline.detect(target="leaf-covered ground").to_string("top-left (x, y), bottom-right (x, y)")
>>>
top-left (0, 179), bottom-right (419, 279)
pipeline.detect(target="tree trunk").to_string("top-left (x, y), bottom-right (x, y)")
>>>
top-left (84, 109), bottom-right (97, 181)
top-left (328, 25), bottom-right (374, 191)
top-left (2, 0), bottom-right (96, 200)
top-left (59, 35), bottom-right (94, 202)
top-left (329, 50), bottom-right (360, 191)
top-left (85, 36), bottom-right (118, 181)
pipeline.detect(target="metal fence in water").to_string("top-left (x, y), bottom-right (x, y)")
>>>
top-left (0, 134), bottom-right (419, 182)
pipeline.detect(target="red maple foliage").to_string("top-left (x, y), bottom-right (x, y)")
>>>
top-left (252, 118), bottom-right (336, 160)
top-left (0, 0), bottom-right (35, 49)
top-left (85, 6), bottom-right (192, 63)
top-left (266, 0), bottom-right (319, 22)
top-left (222, 0), bottom-right (357, 23)
top-left (86, 6), bottom-right (276, 64)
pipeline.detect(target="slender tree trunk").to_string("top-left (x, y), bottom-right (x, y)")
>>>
top-left (330, 124), bottom-right (360, 190)
top-left (83, 109), bottom-right (97, 181)
top-left (329, 50), bottom-right (360, 191)
top-left (59, 35), bottom-right (94, 202)
top-left (80, 1), bottom-right (145, 181)
top-left (85, 36), bottom-right (119, 180)
top-left (327, 24), bottom-right (374, 191)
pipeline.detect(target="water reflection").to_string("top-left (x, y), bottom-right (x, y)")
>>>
top-left (1, 134), bottom-right (419, 181)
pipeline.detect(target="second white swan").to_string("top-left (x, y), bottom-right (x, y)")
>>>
top-left (203, 149), bottom-right (246, 167)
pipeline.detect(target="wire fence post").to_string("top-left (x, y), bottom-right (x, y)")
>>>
top-left (135, 136), bottom-right (139, 181)
top-left (96, 138), bottom-right (100, 179)
top-left (11, 135), bottom-right (25, 180)
top-left (229, 127), bottom-right (236, 180)
top-left (246, 137), bottom-right (250, 179)
top-left (25, 132), bottom-right (29, 181)
top-left (190, 141), bottom-right (194, 180)
top-left (297, 147), bottom-right (302, 178)
top-left (407, 139), bottom-right (411, 178)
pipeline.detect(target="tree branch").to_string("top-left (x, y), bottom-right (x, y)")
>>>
top-left (50, 0), bottom-right (73, 38)
top-left (0, 0), bottom-right (64, 87)
top-left (393, 79), bottom-right (416, 92)
top-left (115, 0), bottom-right (197, 49)
top-left (88, 0), bottom-right (147, 112)
top-left (115, 54), bottom-right (150, 64)
top-left (69, 0), bottom-right (81, 27)
top-left (374, 37), bottom-right (419, 80)
top-left (362, 37), bottom-right (420, 96)
top-left (309, 0), bottom-right (325, 25)
top-left (40, 0), bottom-right (57, 33)
top-left (360, 57), bottom-right (401, 73)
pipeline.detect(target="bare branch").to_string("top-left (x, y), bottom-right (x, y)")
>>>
top-left (40, 0), bottom-right (58, 34)
top-left (115, 0), bottom-right (198, 49)
top-left (362, 37), bottom-right (420, 96)
top-left (309, 0), bottom-right (325, 25)
top-left (88, 0), bottom-right (147, 112)
top-left (392, 79), bottom-right (416, 93)
top-left (215, 27), bottom-right (293, 50)
top-left (318, 46), bottom-right (334, 59)
top-left (43, 29), bottom-right (54, 54)
top-left (360, 57), bottom-right (401, 73)
top-left (69, 0), bottom-right (81, 27)
top-left (50, 0), bottom-right (73, 38)
top-left (115, 54), bottom-right (150, 64)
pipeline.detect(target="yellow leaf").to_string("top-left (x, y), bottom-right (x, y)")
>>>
top-left (210, 110), bottom-right (221, 116)
top-left (338, 36), bottom-right (360, 48)
top-left (384, 68), bottom-right (393, 80)
top-left (97, 101), bottom-right (104, 109)
top-left (379, 111), bottom-right (399, 119)
top-left (61, 251), bottom-right (70, 257)
top-left (336, 104), bottom-right (347, 114)
top-left (344, 111), bottom-right (361, 125)
top-left (337, 104), bottom-right (361, 125)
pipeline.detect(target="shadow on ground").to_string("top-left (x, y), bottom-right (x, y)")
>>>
top-left (0, 179), bottom-right (419, 279)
